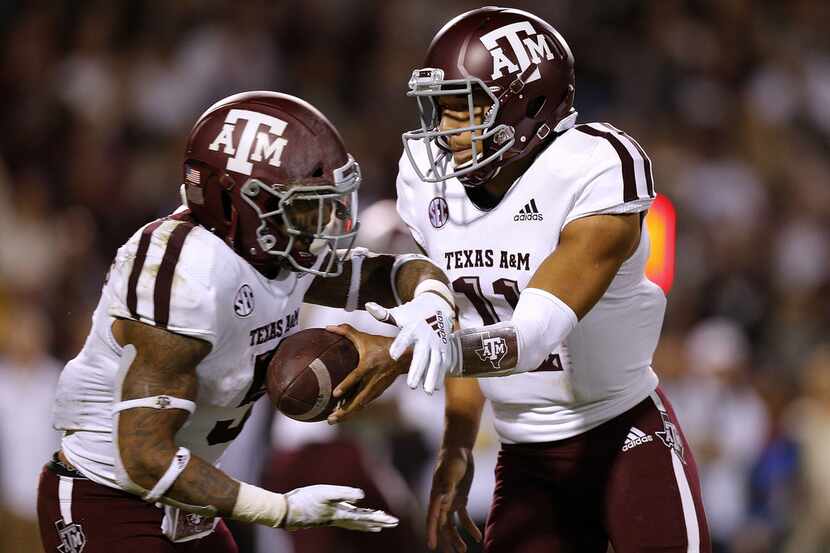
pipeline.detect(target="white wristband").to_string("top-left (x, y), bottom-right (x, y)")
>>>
top-left (232, 482), bottom-right (288, 528)
top-left (413, 278), bottom-right (455, 310)
top-left (391, 253), bottom-right (444, 305)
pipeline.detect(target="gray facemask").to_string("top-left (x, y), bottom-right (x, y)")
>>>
top-left (239, 155), bottom-right (361, 277)
top-left (401, 68), bottom-right (516, 184)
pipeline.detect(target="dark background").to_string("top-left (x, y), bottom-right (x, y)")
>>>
top-left (1, 1), bottom-right (829, 552)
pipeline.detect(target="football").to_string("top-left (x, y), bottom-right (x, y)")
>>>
top-left (266, 328), bottom-right (359, 422)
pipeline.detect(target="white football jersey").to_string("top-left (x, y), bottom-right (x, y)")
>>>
top-left (54, 215), bottom-right (313, 490)
top-left (397, 123), bottom-right (666, 443)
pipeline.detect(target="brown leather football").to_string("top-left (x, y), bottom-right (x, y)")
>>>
top-left (266, 328), bottom-right (359, 422)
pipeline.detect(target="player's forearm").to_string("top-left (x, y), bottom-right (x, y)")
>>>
top-left (442, 378), bottom-right (486, 450)
top-left (304, 249), bottom-right (450, 310)
top-left (117, 406), bottom-right (239, 515)
top-left (167, 455), bottom-right (240, 515)
top-left (355, 253), bottom-right (449, 308)
top-left (112, 322), bottom-right (287, 524)
top-left (393, 257), bottom-right (449, 303)
top-left (125, 443), bottom-right (288, 526)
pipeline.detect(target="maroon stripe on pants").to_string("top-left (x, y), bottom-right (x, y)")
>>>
top-left (127, 221), bottom-right (164, 318)
top-left (153, 222), bottom-right (195, 328)
top-left (37, 464), bottom-right (237, 553)
top-left (655, 387), bottom-right (711, 551)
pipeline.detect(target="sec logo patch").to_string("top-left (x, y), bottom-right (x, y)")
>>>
top-left (234, 284), bottom-right (255, 318)
top-left (428, 197), bottom-right (449, 228)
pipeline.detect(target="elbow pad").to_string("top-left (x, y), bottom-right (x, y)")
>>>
top-left (453, 288), bottom-right (577, 377)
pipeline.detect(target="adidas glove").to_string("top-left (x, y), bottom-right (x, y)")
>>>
top-left (366, 286), bottom-right (456, 394)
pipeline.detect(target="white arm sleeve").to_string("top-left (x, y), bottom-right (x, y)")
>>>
top-left (452, 288), bottom-right (577, 377)
top-left (512, 288), bottom-right (578, 373)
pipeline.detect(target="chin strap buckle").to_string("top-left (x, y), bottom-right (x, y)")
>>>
top-left (509, 76), bottom-right (525, 94)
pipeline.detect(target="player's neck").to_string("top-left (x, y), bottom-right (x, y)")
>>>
top-left (467, 154), bottom-right (536, 210)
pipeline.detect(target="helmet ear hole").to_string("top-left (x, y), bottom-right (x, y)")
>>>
top-left (527, 96), bottom-right (547, 119)
top-left (310, 164), bottom-right (324, 178)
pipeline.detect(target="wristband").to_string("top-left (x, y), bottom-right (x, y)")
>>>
top-left (391, 254), bottom-right (444, 305)
top-left (232, 482), bottom-right (288, 528)
top-left (413, 278), bottom-right (455, 311)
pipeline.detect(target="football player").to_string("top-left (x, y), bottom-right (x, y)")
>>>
top-left (37, 91), bottom-right (457, 552)
top-left (328, 8), bottom-right (712, 553)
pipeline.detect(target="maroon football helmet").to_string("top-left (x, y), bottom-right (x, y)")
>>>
top-left (182, 91), bottom-right (360, 278)
top-left (402, 7), bottom-right (576, 186)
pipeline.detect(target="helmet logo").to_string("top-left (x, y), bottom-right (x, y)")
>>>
top-left (479, 22), bottom-right (556, 83)
top-left (208, 109), bottom-right (289, 176)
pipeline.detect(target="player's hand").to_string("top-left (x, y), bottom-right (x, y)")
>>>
top-left (366, 293), bottom-right (457, 394)
top-left (427, 447), bottom-right (481, 552)
top-left (283, 484), bottom-right (399, 532)
top-left (325, 324), bottom-right (407, 424)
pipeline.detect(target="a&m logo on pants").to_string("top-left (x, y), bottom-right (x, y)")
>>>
top-left (55, 519), bottom-right (86, 553)
top-left (656, 409), bottom-right (686, 464)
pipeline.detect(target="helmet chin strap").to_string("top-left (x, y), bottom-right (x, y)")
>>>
top-left (460, 106), bottom-right (579, 188)
top-left (452, 144), bottom-right (500, 187)
top-left (459, 165), bottom-right (500, 188)
top-left (228, 205), bottom-right (240, 249)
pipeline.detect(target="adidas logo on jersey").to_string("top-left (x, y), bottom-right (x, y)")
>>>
top-left (622, 427), bottom-right (653, 452)
top-left (514, 199), bottom-right (543, 221)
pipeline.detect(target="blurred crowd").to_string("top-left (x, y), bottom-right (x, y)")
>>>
top-left (1, 1), bottom-right (829, 552)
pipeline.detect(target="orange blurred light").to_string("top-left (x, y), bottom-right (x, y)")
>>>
top-left (644, 194), bottom-right (676, 295)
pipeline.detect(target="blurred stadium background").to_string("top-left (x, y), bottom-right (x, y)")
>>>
top-left (1, 1), bottom-right (829, 552)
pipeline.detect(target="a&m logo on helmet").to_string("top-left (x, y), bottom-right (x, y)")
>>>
top-left (479, 21), bottom-right (557, 83)
top-left (208, 109), bottom-right (289, 176)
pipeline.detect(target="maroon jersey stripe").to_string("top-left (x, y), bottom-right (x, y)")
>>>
top-left (153, 222), bottom-right (195, 328)
top-left (576, 124), bottom-right (638, 203)
top-left (600, 122), bottom-right (655, 198)
top-left (127, 220), bottom-right (164, 318)
top-left (622, 135), bottom-right (654, 198)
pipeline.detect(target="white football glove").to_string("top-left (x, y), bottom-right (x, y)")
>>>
top-left (366, 292), bottom-right (457, 394)
top-left (283, 485), bottom-right (399, 532)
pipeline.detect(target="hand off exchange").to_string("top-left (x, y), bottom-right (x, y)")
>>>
top-left (366, 292), bottom-right (457, 394)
